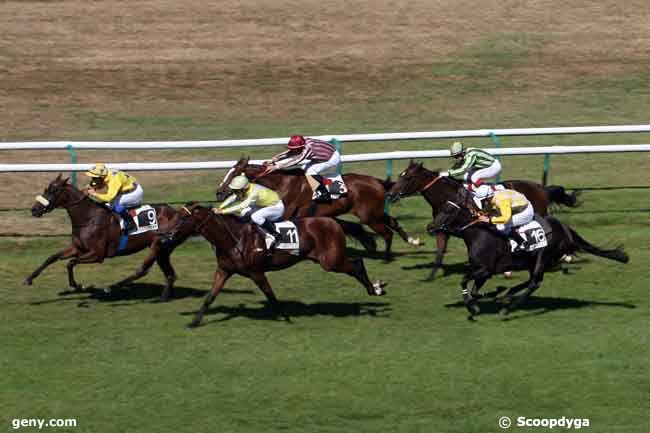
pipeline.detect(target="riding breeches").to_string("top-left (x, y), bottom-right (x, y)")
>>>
top-left (496, 202), bottom-right (534, 233)
top-left (111, 184), bottom-right (143, 213)
top-left (250, 201), bottom-right (285, 225)
top-left (304, 151), bottom-right (341, 175)
top-left (465, 159), bottom-right (502, 184)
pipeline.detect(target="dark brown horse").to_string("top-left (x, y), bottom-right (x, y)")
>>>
top-left (386, 161), bottom-right (579, 280)
top-left (214, 157), bottom-right (422, 261)
top-left (26, 175), bottom-right (183, 300)
top-left (167, 203), bottom-right (387, 327)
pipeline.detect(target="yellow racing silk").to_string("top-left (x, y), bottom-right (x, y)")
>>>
top-left (488, 189), bottom-right (530, 224)
top-left (219, 183), bottom-right (281, 215)
top-left (91, 170), bottom-right (137, 203)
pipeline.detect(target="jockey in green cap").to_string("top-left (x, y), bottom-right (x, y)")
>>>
top-left (440, 141), bottom-right (502, 188)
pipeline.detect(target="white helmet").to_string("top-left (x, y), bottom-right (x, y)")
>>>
top-left (229, 175), bottom-right (250, 190)
top-left (474, 184), bottom-right (494, 200)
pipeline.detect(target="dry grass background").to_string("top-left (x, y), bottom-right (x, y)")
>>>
top-left (2, 0), bottom-right (650, 230)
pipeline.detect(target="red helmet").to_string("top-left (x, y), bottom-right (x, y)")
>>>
top-left (287, 135), bottom-right (306, 150)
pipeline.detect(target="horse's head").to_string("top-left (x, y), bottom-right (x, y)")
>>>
top-left (166, 202), bottom-right (212, 244)
top-left (429, 200), bottom-right (474, 235)
top-left (31, 174), bottom-right (72, 217)
top-left (215, 156), bottom-right (249, 202)
top-left (387, 161), bottom-right (438, 203)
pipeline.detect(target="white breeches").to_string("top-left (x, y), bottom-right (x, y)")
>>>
top-left (304, 151), bottom-right (341, 175)
top-left (466, 159), bottom-right (502, 183)
top-left (250, 201), bottom-right (285, 225)
top-left (496, 203), bottom-right (534, 233)
top-left (115, 184), bottom-right (143, 208)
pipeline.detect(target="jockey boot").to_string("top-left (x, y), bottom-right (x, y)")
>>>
top-left (120, 210), bottom-right (136, 234)
top-left (260, 220), bottom-right (281, 249)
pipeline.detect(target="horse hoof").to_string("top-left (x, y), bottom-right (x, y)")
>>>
top-left (372, 281), bottom-right (387, 296)
top-left (23, 279), bottom-right (32, 286)
top-left (186, 321), bottom-right (201, 329)
top-left (504, 271), bottom-right (513, 279)
top-left (408, 237), bottom-right (424, 246)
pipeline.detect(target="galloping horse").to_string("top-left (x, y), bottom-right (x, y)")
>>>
top-left (26, 175), bottom-right (182, 300)
top-left (431, 199), bottom-right (628, 316)
top-left (386, 161), bottom-right (579, 279)
top-left (214, 157), bottom-right (421, 261)
top-left (167, 203), bottom-right (387, 327)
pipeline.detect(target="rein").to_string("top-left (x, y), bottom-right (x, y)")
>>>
top-left (420, 175), bottom-right (442, 193)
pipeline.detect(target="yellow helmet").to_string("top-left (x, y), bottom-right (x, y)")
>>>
top-left (229, 175), bottom-right (250, 190)
top-left (85, 163), bottom-right (109, 178)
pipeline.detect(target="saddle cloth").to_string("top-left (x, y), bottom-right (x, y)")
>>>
top-left (510, 219), bottom-right (548, 252)
top-left (120, 205), bottom-right (159, 235)
top-left (315, 174), bottom-right (348, 199)
top-left (265, 221), bottom-right (300, 254)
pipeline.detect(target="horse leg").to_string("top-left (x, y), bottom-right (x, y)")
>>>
top-left (66, 250), bottom-right (106, 292)
top-left (24, 245), bottom-right (77, 286)
top-left (110, 243), bottom-right (160, 290)
top-left (503, 254), bottom-right (545, 315)
top-left (335, 218), bottom-right (377, 253)
top-left (249, 272), bottom-right (288, 321)
top-left (427, 232), bottom-right (449, 281)
top-left (156, 251), bottom-right (177, 302)
top-left (329, 257), bottom-right (386, 296)
top-left (188, 269), bottom-right (231, 328)
top-left (367, 221), bottom-right (394, 262)
top-left (384, 213), bottom-right (420, 246)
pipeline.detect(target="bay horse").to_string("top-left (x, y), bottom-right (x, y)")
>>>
top-left (386, 161), bottom-right (579, 280)
top-left (431, 199), bottom-right (628, 317)
top-left (26, 175), bottom-right (182, 300)
top-left (167, 203), bottom-right (387, 327)
top-left (214, 157), bottom-right (421, 261)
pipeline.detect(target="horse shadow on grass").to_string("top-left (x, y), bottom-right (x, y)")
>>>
top-left (29, 283), bottom-right (254, 307)
top-left (180, 299), bottom-right (392, 325)
top-left (444, 293), bottom-right (635, 321)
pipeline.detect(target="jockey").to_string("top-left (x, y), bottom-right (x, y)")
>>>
top-left (214, 175), bottom-right (285, 247)
top-left (85, 163), bottom-right (143, 233)
top-left (265, 135), bottom-right (341, 202)
top-left (475, 185), bottom-right (533, 252)
top-left (441, 142), bottom-right (502, 189)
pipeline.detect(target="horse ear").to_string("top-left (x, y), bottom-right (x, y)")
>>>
top-left (417, 162), bottom-right (424, 169)
top-left (55, 173), bottom-right (62, 182)
top-left (63, 177), bottom-right (70, 185)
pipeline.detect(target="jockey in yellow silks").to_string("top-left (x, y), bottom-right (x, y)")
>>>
top-left (85, 163), bottom-right (143, 232)
top-left (214, 175), bottom-right (285, 245)
top-left (476, 185), bottom-right (533, 251)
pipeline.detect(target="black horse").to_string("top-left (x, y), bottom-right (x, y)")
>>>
top-left (386, 161), bottom-right (580, 280)
top-left (431, 199), bottom-right (628, 317)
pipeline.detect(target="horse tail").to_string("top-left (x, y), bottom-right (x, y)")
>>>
top-left (568, 227), bottom-right (629, 263)
top-left (545, 185), bottom-right (581, 208)
top-left (334, 218), bottom-right (377, 253)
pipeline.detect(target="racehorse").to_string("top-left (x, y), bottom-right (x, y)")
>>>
top-left (167, 203), bottom-right (387, 327)
top-left (431, 199), bottom-right (628, 317)
top-left (214, 157), bottom-right (421, 261)
top-left (26, 175), bottom-right (183, 300)
top-left (386, 161), bottom-right (580, 279)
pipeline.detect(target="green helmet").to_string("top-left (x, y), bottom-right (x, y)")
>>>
top-left (229, 175), bottom-right (249, 190)
top-left (450, 141), bottom-right (464, 157)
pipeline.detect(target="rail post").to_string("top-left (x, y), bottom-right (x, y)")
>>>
top-left (65, 144), bottom-right (78, 186)
top-left (489, 132), bottom-right (502, 183)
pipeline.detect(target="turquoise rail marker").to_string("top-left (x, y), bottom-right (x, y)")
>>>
top-left (489, 132), bottom-right (502, 183)
top-left (66, 144), bottom-right (78, 186)
top-left (384, 159), bottom-right (393, 213)
top-left (330, 138), bottom-right (342, 174)
top-left (542, 154), bottom-right (551, 186)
